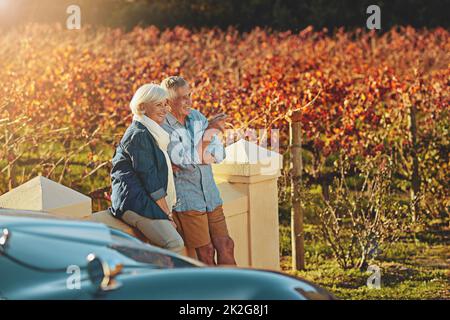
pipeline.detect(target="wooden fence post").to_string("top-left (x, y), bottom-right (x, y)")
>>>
top-left (409, 104), bottom-right (420, 222)
top-left (290, 115), bottom-right (305, 271)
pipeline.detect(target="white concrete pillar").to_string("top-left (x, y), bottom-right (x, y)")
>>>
top-left (213, 139), bottom-right (282, 270)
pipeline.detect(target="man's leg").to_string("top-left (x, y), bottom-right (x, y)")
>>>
top-left (211, 236), bottom-right (236, 265)
top-left (172, 210), bottom-right (216, 266)
top-left (208, 206), bottom-right (236, 266)
top-left (195, 243), bottom-right (216, 266)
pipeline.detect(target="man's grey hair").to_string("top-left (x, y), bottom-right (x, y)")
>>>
top-left (161, 76), bottom-right (188, 100)
top-left (129, 83), bottom-right (168, 115)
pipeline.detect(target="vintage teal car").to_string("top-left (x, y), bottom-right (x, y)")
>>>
top-left (0, 209), bottom-right (335, 300)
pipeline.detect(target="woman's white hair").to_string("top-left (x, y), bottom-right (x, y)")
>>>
top-left (130, 83), bottom-right (168, 115)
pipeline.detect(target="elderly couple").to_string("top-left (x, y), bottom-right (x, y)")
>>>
top-left (109, 76), bottom-right (236, 266)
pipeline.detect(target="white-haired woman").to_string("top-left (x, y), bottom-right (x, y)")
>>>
top-left (109, 83), bottom-right (184, 254)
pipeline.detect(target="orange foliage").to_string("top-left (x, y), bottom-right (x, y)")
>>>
top-left (0, 25), bottom-right (448, 210)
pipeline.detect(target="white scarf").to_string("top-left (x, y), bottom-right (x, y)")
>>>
top-left (133, 114), bottom-right (176, 211)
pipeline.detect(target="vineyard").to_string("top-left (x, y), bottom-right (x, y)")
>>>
top-left (1, 24), bottom-right (448, 216)
top-left (0, 24), bottom-right (449, 298)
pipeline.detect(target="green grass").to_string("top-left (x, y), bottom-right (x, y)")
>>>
top-left (280, 224), bottom-right (450, 300)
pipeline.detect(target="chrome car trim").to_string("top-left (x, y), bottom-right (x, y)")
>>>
top-left (0, 228), bottom-right (10, 250)
top-left (86, 253), bottom-right (123, 292)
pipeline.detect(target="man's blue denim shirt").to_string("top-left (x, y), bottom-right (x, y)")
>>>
top-left (162, 109), bottom-right (225, 213)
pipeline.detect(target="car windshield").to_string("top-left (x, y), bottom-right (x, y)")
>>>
top-left (108, 228), bottom-right (203, 268)
top-left (109, 244), bottom-right (199, 269)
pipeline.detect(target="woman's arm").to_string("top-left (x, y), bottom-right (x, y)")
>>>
top-left (155, 197), bottom-right (170, 215)
top-left (155, 197), bottom-right (177, 228)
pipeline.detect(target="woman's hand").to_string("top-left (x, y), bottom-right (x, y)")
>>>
top-left (171, 163), bottom-right (181, 173)
top-left (168, 213), bottom-right (178, 230)
top-left (156, 198), bottom-right (177, 229)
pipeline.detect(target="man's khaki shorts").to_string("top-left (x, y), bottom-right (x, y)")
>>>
top-left (172, 205), bottom-right (230, 249)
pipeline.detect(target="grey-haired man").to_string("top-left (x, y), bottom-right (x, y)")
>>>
top-left (161, 76), bottom-right (236, 266)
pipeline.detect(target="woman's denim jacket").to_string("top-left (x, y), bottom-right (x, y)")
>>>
top-left (109, 120), bottom-right (169, 220)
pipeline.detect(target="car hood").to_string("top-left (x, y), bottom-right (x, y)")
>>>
top-left (0, 210), bottom-right (112, 245)
top-left (0, 210), bottom-right (202, 271)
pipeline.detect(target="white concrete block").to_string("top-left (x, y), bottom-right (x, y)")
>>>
top-left (0, 176), bottom-right (91, 218)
